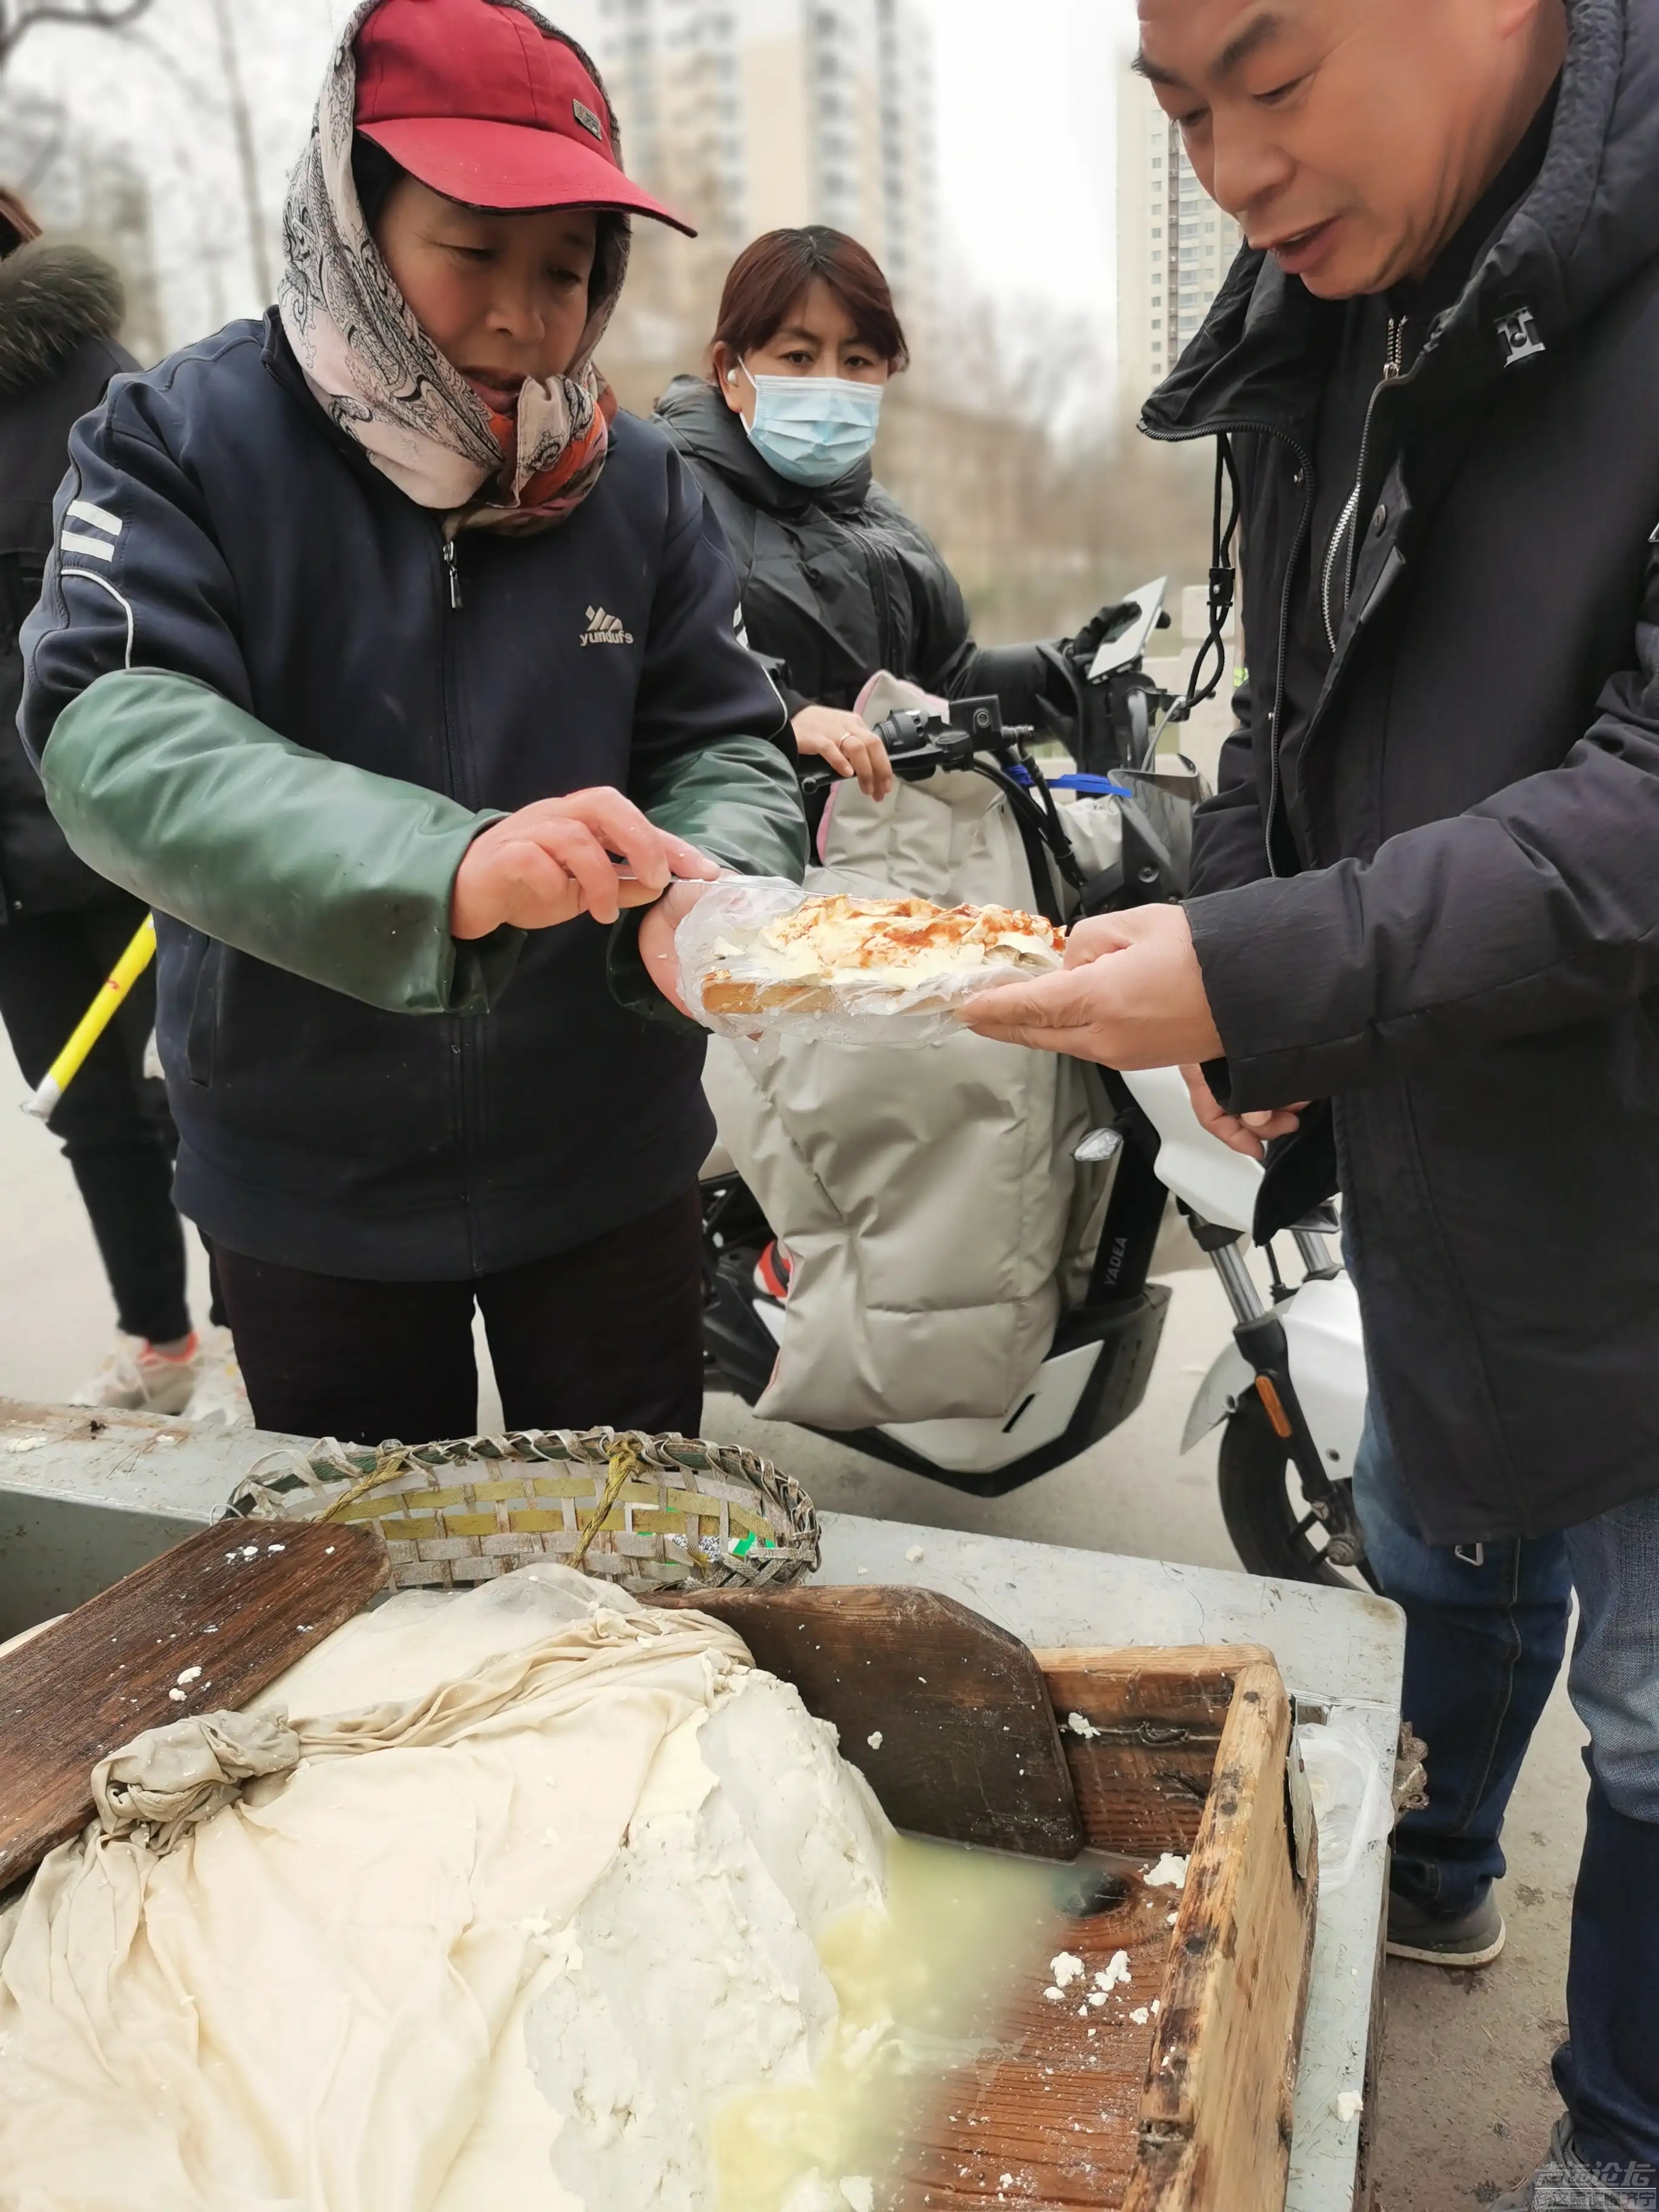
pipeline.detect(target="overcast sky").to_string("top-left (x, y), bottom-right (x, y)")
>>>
top-left (920, 0), bottom-right (1138, 369)
top-left (8, 0), bottom-right (1144, 383)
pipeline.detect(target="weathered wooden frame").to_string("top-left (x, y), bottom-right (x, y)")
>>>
top-left (1039, 1643), bottom-right (1318, 2212)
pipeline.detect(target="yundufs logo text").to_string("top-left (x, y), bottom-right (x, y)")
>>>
top-left (581, 607), bottom-right (635, 647)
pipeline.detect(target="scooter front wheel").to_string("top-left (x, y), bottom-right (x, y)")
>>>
top-left (1218, 1393), bottom-right (1379, 1591)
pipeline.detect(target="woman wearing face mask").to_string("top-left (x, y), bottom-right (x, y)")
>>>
top-left (655, 228), bottom-right (1111, 801)
top-left (21, 0), bottom-right (803, 1448)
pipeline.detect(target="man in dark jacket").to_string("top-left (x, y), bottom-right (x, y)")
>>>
top-left (966, 1), bottom-right (1659, 2200)
top-left (0, 191), bottom-right (224, 1416)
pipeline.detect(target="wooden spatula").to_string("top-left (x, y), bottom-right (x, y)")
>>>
top-left (0, 1518), bottom-right (389, 1892)
top-left (652, 1584), bottom-right (1085, 1861)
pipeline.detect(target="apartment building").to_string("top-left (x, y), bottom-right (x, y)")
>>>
top-left (592, 0), bottom-right (937, 329)
top-left (1116, 67), bottom-right (1244, 410)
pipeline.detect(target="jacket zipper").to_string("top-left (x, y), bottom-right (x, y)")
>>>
top-left (1141, 415), bottom-right (1313, 879)
top-left (1324, 315), bottom-right (1407, 649)
top-left (436, 524), bottom-right (480, 1270)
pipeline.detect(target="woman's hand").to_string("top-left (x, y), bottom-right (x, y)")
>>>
top-left (451, 789), bottom-right (719, 940)
top-left (1181, 1065), bottom-right (1310, 1162)
top-left (637, 877), bottom-right (721, 1017)
top-left (792, 704), bottom-right (895, 800)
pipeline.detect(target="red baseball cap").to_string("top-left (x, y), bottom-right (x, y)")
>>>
top-left (354, 0), bottom-right (694, 233)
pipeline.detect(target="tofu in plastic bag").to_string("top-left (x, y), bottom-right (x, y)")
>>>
top-left (674, 879), bottom-right (1067, 1047)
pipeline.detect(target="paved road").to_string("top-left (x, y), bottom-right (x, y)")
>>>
top-left (0, 1022), bottom-right (1585, 2209)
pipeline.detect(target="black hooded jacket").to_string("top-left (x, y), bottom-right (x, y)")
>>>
top-left (654, 374), bottom-right (1057, 723)
top-left (0, 242), bottom-right (133, 917)
top-left (1156, 0), bottom-right (1659, 1544)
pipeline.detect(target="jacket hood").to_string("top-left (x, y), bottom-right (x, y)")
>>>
top-left (0, 243), bottom-right (124, 399)
top-left (1144, 0), bottom-right (1656, 440)
top-left (654, 372), bottom-right (875, 517)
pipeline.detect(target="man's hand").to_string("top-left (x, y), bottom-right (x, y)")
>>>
top-left (961, 906), bottom-right (1225, 1068)
top-left (1181, 1065), bottom-right (1309, 1162)
top-left (793, 704), bottom-right (895, 800)
top-left (637, 877), bottom-right (720, 1017)
top-left (451, 789), bottom-right (719, 940)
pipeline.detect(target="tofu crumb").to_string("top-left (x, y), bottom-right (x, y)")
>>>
top-left (1146, 1852), bottom-right (1189, 1890)
top-left (175, 1666), bottom-right (203, 1686)
top-left (1087, 1991), bottom-right (1107, 2007)
top-left (1167, 1910), bottom-right (1179, 1925)
top-left (905, 1546), bottom-right (925, 1563)
top-left (1066, 1711), bottom-right (1102, 1739)
top-left (1335, 2091), bottom-right (1364, 2125)
top-left (167, 1688), bottom-right (186, 1703)
top-left (840, 2182), bottom-right (874, 2212)
top-left (266, 1543), bottom-right (286, 1553)
top-left (1129, 2006), bottom-right (1150, 2025)
top-left (1042, 1986), bottom-right (1064, 2002)
top-left (866, 1731), bottom-right (883, 1751)
top-left (325, 1546), bottom-right (335, 1555)
top-left (1096, 1949), bottom-right (1131, 1992)
top-left (1050, 1951), bottom-right (1085, 1989)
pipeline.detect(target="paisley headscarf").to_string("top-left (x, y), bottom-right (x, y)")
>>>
top-left (278, 0), bottom-right (626, 535)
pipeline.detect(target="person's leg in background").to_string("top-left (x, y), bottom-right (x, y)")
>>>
top-left (213, 1247), bottom-right (481, 1445)
top-left (478, 1188), bottom-right (705, 1436)
top-left (0, 894), bottom-right (199, 1409)
top-left (1352, 1390), bottom-right (1574, 1963)
top-left (1543, 1495), bottom-right (1659, 2195)
top-left (181, 1244), bottom-right (251, 1427)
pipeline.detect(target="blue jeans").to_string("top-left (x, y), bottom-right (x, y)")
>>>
top-left (1355, 1397), bottom-right (1659, 2171)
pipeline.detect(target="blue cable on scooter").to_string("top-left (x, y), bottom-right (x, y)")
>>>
top-left (1004, 765), bottom-right (1134, 799)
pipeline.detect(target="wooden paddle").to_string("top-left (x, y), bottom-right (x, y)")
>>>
top-left (652, 1584), bottom-right (1086, 1861)
top-left (0, 1518), bottom-right (389, 1893)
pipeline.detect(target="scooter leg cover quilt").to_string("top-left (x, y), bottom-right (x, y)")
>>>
top-left (0, 1566), bottom-right (891, 2211)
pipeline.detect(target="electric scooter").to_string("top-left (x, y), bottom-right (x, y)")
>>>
top-left (702, 583), bottom-right (1375, 1587)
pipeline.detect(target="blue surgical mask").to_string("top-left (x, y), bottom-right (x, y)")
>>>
top-left (738, 361), bottom-right (883, 488)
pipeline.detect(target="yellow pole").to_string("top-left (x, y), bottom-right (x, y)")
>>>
top-left (21, 914), bottom-right (158, 1121)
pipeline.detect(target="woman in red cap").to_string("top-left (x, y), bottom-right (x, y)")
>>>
top-left (19, 0), bottom-right (805, 1447)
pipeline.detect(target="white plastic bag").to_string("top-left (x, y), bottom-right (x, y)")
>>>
top-left (675, 877), bottom-right (1063, 1047)
top-left (1297, 1713), bottom-right (1396, 1894)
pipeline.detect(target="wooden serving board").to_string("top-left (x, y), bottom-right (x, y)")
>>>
top-left (0, 1518), bottom-right (389, 1891)
top-left (652, 1584), bottom-right (1085, 1860)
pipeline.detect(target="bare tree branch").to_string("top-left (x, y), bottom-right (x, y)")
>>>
top-left (0, 0), bottom-right (156, 70)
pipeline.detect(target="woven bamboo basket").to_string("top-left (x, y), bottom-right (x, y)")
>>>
top-left (223, 1428), bottom-right (820, 1596)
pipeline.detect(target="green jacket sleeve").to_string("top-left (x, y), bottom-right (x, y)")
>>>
top-left (608, 732), bottom-right (808, 1025)
top-left (42, 666), bottom-right (520, 1014)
